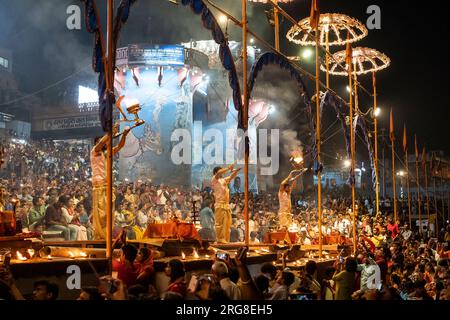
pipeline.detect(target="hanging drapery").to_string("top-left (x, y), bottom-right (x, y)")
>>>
top-left (182, 0), bottom-right (243, 129)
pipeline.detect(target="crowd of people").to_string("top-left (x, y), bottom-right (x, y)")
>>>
top-left (1, 236), bottom-right (449, 300)
top-left (0, 138), bottom-right (449, 300)
top-left (0, 138), bottom-right (448, 244)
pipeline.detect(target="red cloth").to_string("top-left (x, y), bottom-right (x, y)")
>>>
top-left (361, 235), bottom-right (376, 253)
top-left (387, 223), bottom-right (399, 238)
top-left (135, 255), bottom-right (154, 285)
top-left (166, 280), bottom-right (187, 298)
top-left (143, 222), bottom-right (200, 240)
top-left (264, 231), bottom-right (297, 243)
top-left (112, 259), bottom-right (139, 288)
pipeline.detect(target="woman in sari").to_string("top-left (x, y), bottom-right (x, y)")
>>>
top-left (60, 195), bottom-right (86, 240)
top-left (163, 259), bottom-right (187, 300)
top-left (134, 247), bottom-right (155, 287)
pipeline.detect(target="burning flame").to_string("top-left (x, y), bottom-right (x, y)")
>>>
top-left (193, 249), bottom-right (199, 259)
top-left (205, 255), bottom-right (210, 258)
top-left (290, 150), bottom-right (304, 165)
top-left (16, 251), bottom-right (27, 261)
top-left (80, 252), bottom-right (87, 258)
top-left (181, 251), bottom-right (186, 260)
top-left (47, 255), bottom-right (53, 260)
top-left (27, 249), bottom-right (35, 258)
top-left (293, 156), bottom-right (303, 164)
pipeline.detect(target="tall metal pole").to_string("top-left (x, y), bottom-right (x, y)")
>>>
top-left (274, 0), bottom-right (280, 51)
top-left (352, 61), bottom-right (359, 255)
top-left (390, 133), bottom-right (397, 222)
top-left (105, 0), bottom-right (114, 273)
top-left (315, 18), bottom-right (323, 259)
top-left (432, 163), bottom-right (439, 236)
top-left (372, 72), bottom-right (380, 216)
top-left (242, 0), bottom-right (249, 245)
top-left (440, 168), bottom-right (446, 226)
top-left (423, 155), bottom-right (430, 234)
top-left (405, 149), bottom-right (412, 228)
top-left (381, 128), bottom-right (386, 198)
top-left (415, 136), bottom-right (422, 235)
top-left (347, 53), bottom-right (356, 255)
top-left (325, 31), bottom-right (330, 89)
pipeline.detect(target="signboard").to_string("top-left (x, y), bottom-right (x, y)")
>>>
top-left (116, 47), bottom-right (129, 67)
top-left (42, 113), bottom-right (121, 131)
top-left (127, 44), bottom-right (185, 66)
top-left (44, 114), bottom-right (101, 130)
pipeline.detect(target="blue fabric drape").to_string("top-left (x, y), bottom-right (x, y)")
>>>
top-left (182, 0), bottom-right (243, 129)
top-left (81, 0), bottom-right (137, 132)
top-left (355, 115), bottom-right (376, 190)
top-left (320, 90), bottom-right (352, 178)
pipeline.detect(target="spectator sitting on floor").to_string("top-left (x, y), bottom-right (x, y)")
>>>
top-left (163, 259), bottom-right (187, 300)
top-left (112, 244), bottom-right (139, 288)
top-left (134, 247), bottom-right (155, 287)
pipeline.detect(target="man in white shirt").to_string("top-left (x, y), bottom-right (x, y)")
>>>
top-left (212, 261), bottom-right (241, 300)
top-left (157, 185), bottom-right (167, 206)
top-left (136, 206), bottom-right (149, 228)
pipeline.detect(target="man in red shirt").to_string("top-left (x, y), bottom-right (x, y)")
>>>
top-left (387, 217), bottom-right (399, 239)
top-left (112, 244), bottom-right (139, 288)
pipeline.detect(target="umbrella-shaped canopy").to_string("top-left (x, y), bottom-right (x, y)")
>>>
top-left (286, 13), bottom-right (368, 46)
top-left (322, 47), bottom-right (391, 76)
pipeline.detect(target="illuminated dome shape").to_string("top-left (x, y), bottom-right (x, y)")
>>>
top-left (286, 13), bottom-right (368, 46)
top-left (321, 47), bottom-right (391, 76)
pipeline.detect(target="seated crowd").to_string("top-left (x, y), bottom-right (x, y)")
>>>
top-left (1, 237), bottom-right (449, 300)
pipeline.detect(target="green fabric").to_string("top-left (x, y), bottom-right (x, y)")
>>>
top-left (28, 205), bottom-right (46, 227)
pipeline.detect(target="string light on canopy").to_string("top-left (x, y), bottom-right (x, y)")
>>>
top-left (322, 47), bottom-right (390, 76)
top-left (286, 13), bottom-right (368, 88)
top-left (324, 47), bottom-right (391, 220)
top-left (249, 0), bottom-right (295, 51)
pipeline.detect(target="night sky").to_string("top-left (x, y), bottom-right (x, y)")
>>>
top-left (0, 0), bottom-right (448, 154)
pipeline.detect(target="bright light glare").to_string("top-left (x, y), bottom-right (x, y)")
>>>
top-left (218, 14), bottom-right (227, 24)
top-left (301, 48), bottom-right (313, 59)
top-left (346, 86), bottom-right (351, 93)
top-left (374, 107), bottom-right (381, 117)
top-left (123, 97), bottom-right (140, 108)
top-left (78, 85), bottom-right (98, 104)
top-left (344, 159), bottom-right (351, 168)
top-left (269, 105), bottom-right (276, 115)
